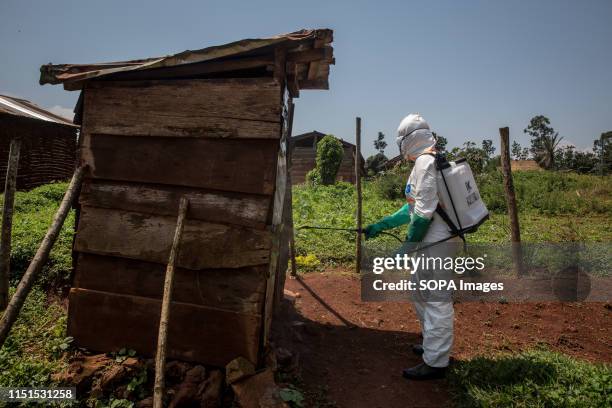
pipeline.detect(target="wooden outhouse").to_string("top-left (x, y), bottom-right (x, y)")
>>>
top-left (40, 29), bottom-right (334, 367)
top-left (290, 131), bottom-right (365, 184)
top-left (0, 95), bottom-right (77, 190)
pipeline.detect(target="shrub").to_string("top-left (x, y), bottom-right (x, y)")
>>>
top-left (373, 171), bottom-right (406, 200)
top-left (365, 153), bottom-right (388, 176)
top-left (312, 135), bottom-right (344, 185)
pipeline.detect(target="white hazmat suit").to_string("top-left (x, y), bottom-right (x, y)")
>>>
top-left (399, 114), bottom-right (459, 368)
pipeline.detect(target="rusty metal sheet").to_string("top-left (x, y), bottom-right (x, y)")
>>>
top-left (40, 29), bottom-right (333, 90)
top-left (0, 94), bottom-right (77, 127)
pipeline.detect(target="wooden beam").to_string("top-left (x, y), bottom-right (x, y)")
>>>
top-left (286, 101), bottom-right (298, 278)
top-left (355, 118), bottom-right (362, 275)
top-left (298, 79), bottom-right (329, 90)
top-left (286, 47), bottom-right (333, 63)
top-left (154, 196), bottom-right (188, 408)
top-left (499, 127), bottom-right (523, 276)
top-left (286, 63), bottom-right (299, 98)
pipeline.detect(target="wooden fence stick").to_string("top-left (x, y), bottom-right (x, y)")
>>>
top-left (153, 196), bottom-right (189, 408)
top-left (0, 137), bottom-right (21, 310)
top-left (499, 127), bottom-right (524, 275)
top-left (0, 165), bottom-right (85, 347)
top-left (355, 117), bottom-right (362, 274)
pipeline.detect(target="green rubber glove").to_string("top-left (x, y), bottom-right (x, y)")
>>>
top-left (364, 204), bottom-right (411, 240)
top-left (407, 213), bottom-right (432, 242)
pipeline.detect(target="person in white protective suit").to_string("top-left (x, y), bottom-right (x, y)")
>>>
top-left (364, 113), bottom-right (460, 380)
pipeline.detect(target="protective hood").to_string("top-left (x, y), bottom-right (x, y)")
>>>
top-left (396, 114), bottom-right (436, 159)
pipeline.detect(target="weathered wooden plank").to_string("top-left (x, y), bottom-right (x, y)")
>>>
top-left (74, 207), bottom-right (271, 269)
top-left (83, 78), bottom-right (281, 138)
top-left (81, 134), bottom-right (278, 195)
top-left (79, 180), bottom-right (271, 229)
top-left (74, 254), bottom-right (267, 314)
top-left (262, 103), bottom-right (289, 346)
top-left (68, 288), bottom-right (261, 366)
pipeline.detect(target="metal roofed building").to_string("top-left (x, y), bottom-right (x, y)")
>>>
top-left (0, 94), bottom-right (77, 190)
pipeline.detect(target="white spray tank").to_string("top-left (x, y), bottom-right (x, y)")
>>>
top-left (435, 156), bottom-right (489, 234)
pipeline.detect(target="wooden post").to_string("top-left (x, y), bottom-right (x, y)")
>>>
top-left (355, 117), bottom-right (362, 274)
top-left (285, 101), bottom-right (298, 277)
top-left (0, 166), bottom-right (85, 348)
top-left (153, 196), bottom-right (189, 408)
top-left (499, 127), bottom-right (523, 275)
top-left (0, 137), bottom-right (21, 310)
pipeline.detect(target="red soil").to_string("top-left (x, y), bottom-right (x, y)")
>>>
top-left (274, 271), bottom-right (611, 408)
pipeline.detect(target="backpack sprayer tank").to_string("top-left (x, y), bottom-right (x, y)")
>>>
top-left (436, 157), bottom-right (489, 234)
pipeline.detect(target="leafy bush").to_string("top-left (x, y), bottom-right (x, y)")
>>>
top-left (295, 254), bottom-right (321, 272)
top-left (372, 171), bottom-right (406, 200)
top-left (365, 153), bottom-right (388, 176)
top-left (448, 349), bottom-right (612, 407)
top-left (309, 135), bottom-right (344, 185)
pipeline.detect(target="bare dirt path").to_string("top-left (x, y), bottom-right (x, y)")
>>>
top-left (274, 271), bottom-right (611, 408)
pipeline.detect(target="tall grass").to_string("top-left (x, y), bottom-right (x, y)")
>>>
top-left (1, 182), bottom-right (74, 290)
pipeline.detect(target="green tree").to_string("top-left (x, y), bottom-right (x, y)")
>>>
top-left (521, 147), bottom-right (530, 160)
top-left (482, 139), bottom-right (495, 159)
top-left (448, 141), bottom-right (488, 173)
top-left (524, 115), bottom-right (563, 169)
top-left (594, 131), bottom-right (612, 174)
top-left (365, 153), bottom-right (388, 176)
top-left (511, 141), bottom-right (522, 160)
top-left (374, 132), bottom-right (387, 154)
top-left (433, 132), bottom-right (448, 154)
top-left (308, 134), bottom-right (344, 185)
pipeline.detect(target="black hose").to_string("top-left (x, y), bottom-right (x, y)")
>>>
top-left (296, 225), bottom-right (404, 243)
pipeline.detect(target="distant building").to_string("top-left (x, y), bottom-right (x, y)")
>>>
top-left (511, 160), bottom-right (541, 171)
top-left (0, 94), bottom-right (77, 190)
top-left (383, 154), bottom-right (404, 170)
top-left (290, 130), bottom-right (365, 184)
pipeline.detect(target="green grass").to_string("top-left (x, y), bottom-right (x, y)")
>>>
top-left (4, 182), bottom-right (74, 289)
top-left (448, 349), bottom-right (612, 407)
top-left (0, 288), bottom-right (69, 389)
top-left (0, 182), bottom-right (74, 399)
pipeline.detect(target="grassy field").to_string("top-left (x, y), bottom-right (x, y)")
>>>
top-left (293, 170), bottom-right (612, 269)
top-left (0, 182), bottom-right (73, 394)
top-left (0, 172), bottom-right (610, 406)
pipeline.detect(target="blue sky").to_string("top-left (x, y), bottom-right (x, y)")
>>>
top-left (1, 0), bottom-right (610, 158)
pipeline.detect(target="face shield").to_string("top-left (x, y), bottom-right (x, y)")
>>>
top-left (396, 113), bottom-right (436, 160)
top-left (397, 128), bottom-right (436, 160)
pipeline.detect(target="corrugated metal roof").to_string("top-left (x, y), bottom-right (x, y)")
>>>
top-left (0, 94), bottom-right (77, 127)
top-left (40, 29), bottom-right (334, 92)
